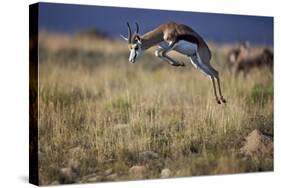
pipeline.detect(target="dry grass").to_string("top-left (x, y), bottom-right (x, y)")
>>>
top-left (37, 33), bottom-right (273, 185)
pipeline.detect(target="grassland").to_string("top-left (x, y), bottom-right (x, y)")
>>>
top-left (36, 32), bottom-right (273, 185)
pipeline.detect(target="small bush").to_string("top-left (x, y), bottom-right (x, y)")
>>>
top-left (249, 83), bottom-right (273, 105)
top-left (111, 97), bottom-right (130, 112)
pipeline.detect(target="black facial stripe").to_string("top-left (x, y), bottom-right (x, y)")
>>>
top-left (133, 52), bottom-right (137, 61)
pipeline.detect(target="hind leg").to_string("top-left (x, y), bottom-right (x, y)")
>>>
top-left (190, 54), bottom-right (222, 104)
top-left (208, 65), bottom-right (226, 104)
top-left (215, 77), bottom-right (226, 103)
top-left (210, 76), bottom-right (221, 104)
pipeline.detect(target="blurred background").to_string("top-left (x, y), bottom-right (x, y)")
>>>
top-left (38, 2), bottom-right (273, 46)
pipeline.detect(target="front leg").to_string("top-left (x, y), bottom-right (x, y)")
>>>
top-left (154, 47), bottom-right (185, 67)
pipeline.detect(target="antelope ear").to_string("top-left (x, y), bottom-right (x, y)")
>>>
top-left (120, 34), bottom-right (128, 41)
top-left (136, 35), bottom-right (142, 44)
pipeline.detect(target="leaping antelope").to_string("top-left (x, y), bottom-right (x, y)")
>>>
top-left (121, 22), bottom-right (226, 104)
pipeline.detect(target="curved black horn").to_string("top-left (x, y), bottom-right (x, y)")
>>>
top-left (126, 22), bottom-right (132, 43)
top-left (135, 22), bottom-right (139, 33)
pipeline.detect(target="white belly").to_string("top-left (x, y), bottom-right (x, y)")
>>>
top-left (159, 40), bottom-right (213, 76)
top-left (159, 40), bottom-right (197, 56)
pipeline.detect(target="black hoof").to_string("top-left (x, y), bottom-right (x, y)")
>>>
top-left (221, 97), bottom-right (227, 103)
top-left (217, 100), bottom-right (221, 104)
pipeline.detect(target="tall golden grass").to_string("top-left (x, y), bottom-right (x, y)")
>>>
top-left (37, 32), bottom-right (273, 185)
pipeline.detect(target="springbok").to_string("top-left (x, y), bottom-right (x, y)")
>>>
top-left (228, 42), bottom-right (273, 74)
top-left (121, 22), bottom-right (226, 104)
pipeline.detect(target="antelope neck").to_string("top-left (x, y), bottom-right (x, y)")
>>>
top-left (140, 29), bottom-right (164, 50)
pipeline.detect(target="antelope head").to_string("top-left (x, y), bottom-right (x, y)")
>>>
top-left (121, 22), bottom-right (143, 63)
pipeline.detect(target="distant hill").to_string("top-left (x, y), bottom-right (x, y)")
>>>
top-left (75, 28), bottom-right (108, 39)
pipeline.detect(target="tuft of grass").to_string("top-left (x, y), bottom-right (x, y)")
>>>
top-left (111, 98), bottom-right (130, 110)
top-left (249, 83), bottom-right (273, 106)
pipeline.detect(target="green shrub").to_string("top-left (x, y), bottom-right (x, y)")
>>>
top-left (249, 83), bottom-right (273, 105)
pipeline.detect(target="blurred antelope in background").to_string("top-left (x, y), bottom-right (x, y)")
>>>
top-left (121, 22), bottom-right (226, 104)
top-left (228, 42), bottom-right (273, 74)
